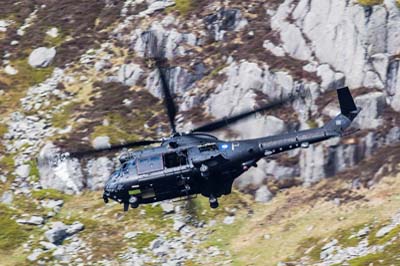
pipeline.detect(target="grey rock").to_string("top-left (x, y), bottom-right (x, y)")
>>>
top-left (27, 249), bottom-right (43, 261)
top-left (45, 222), bottom-right (68, 245)
top-left (254, 185), bottom-right (273, 203)
top-left (376, 224), bottom-right (393, 238)
top-left (38, 142), bottom-right (84, 194)
top-left (0, 175), bottom-right (7, 183)
top-left (204, 8), bottom-right (248, 41)
top-left (149, 238), bottom-right (164, 250)
top-left (139, 1), bottom-right (175, 17)
top-left (4, 65), bottom-right (18, 75)
top-left (40, 241), bottom-right (57, 250)
top-left (356, 227), bottom-right (370, 238)
top-left (66, 222), bottom-right (84, 235)
top-left (41, 199), bottom-right (64, 209)
top-left (15, 164), bottom-right (30, 178)
top-left (0, 191), bottom-right (13, 204)
top-left (92, 136), bottom-right (111, 150)
top-left (86, 157), bottom-right (114, 191)
top-left (354, 92), bottom-right (386, 129)
top-left (17, 216), bottom-right (44, 225)
top-left (173, 220), bottom-right (186, 232)
top-left (223, 216), bottom-right (235, 225)
top-left (124, 231), bottom-right (142, 239)
top-left (117, 63), bottom-right (143, 86)
top-left (28, 47), bottom-right (56, 68)
top-left (160, 202), bottom-right (174, 214)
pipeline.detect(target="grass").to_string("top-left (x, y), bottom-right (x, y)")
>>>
top-left (133, 232), bottom-right (158, 251)
top-left (0, 204), bottom-right (29, 251)
top-left (31, 188), bottom-right (71, 201)
top-left (357, 0), bottom-right (384, 5)
top-left (0, 58), bottom-right (53, 115)
top-left (168, 0), bottom-right (193, 16)
top-left (367, 222), bottom-right (400, 246)
top-left (0, 123), bottom-right (7, 137)
top-left (28, 160), bottom-right (39, 182)
top-left (0, 154), bottom-right (15, 172)
top-left (51, 101), bottom-right (78, 128)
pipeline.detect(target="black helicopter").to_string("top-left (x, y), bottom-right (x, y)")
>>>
top-left (61, 33), bottom-right (360, 211)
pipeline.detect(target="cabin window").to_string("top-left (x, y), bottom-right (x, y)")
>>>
top-left (198, 143), bottom-right (218, 152)
top-left (137, 155), bottom-right (163, 174)
top-left (164, 151), bottom-right (188, 168)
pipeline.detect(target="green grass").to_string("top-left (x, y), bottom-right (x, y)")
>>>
top-left (0, 154), bottom-right (15, 172)
top-left (368, 223), bottom-right (400, 246)
top-left (168, 0), bottom-right (193, 16)
top-left (133, 232), bottom-right (158, 251)
top-left (357, 0), bottom-right (383, 5)
top-left (31, 188), bottom-right (71, 201)
top-left (0, 123), bottom-right (7, 137)
top-left (28, 160), bottom-right (40, 182)
top-left (51, 101), bottom-right (78, 128)
top-left (0, 204), bottom-right (29, 251)
top-left (306, 120), bottom-right (319, 129)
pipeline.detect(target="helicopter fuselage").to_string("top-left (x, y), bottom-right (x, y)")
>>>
top-left (103, 108), bottom-right (357, 210)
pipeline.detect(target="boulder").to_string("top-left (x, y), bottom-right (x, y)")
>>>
top-left (0, 191), bottom-right (13, 204)
top-left (15, 164), bottom-right (30, 178)
top-left (160, 202), bottom-right (175, 214)
top-left (92, 136), bottom-right (111, 150)
top-left (46, 27), bottom-right (59, 38)
top-left (139, 1), bottom-right (175, 17)
top-left (66, 222), bottom-right (84, 235)
top-left (4, 65), bottom-right (18, 75)
top-left (254, 185), bottom-right (274, 203)
top-left (17, 216), bottom-right (44, 225)
top-left (28, 47), bottom-right (56, 68)
top-left (223, 216), bottom-right (235, 225)
top-left (45, 222), bottom-right (68, 245)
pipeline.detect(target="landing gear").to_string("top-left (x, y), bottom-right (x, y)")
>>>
top-left (123, 202), bottom-right (129, 212)
top-left (103, 195), bottom-right (109, 204)
top-left (209, 195), bottom-right (219, 209)
top-left (129, 196), bottom-right (139, 209)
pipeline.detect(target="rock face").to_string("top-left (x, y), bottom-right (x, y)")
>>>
top-left (28, 47), bottom-right (56, 68)
top-left (38, 143), bottom-right (84, 194)
top-left (117, 64), bottom-right (143, 86)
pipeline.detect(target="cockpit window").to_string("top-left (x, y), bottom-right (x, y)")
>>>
top-left (137, 155), bottom-right (163, 174)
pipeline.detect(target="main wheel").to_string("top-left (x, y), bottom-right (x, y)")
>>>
top-left (209, 196), bottom-right (219, 209)
top-left (129, 196), bottom-right (139, 208)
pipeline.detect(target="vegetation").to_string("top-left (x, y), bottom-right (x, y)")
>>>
top-left (31, 188), bottom-right (71, 201)
top-left (51, 101), bottom-right (78, 128)
top-left (0, 204), bottom-right (28, 251)
top-left (357, 0), bottom-right (384, 5)
top-left (0, 154), bottom-right (15, 172)
top-left (169, 0), bottom-right (193, 16)
top-left (0, 123), bottom-right (7, 137)
top-left (28, 160), bottom-right (40, 182)
top-left (133, 232), bottom-right (158, 251)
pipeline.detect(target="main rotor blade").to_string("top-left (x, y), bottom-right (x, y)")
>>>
top-left (156, 61), bottom-right (177, 134)
top-left (191, 95), bottom-right (296, 133)
top-left (68, 139), bottom-right (161, 158)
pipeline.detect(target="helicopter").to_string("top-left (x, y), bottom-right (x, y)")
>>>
top-left (54, 33), bottom-right (360, 211)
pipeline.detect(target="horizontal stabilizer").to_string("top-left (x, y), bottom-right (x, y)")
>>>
top-left (337, 87), bottom-right (357, 115)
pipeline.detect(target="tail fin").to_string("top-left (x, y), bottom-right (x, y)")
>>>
top-left (337, 87), bottom-right (357, 115)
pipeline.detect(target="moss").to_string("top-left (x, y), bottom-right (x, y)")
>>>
top-left (43, 28), bottom-right (66, 47)
top-left (28, 160), bottom-right (40, 182)
top-left (0, 154), bottom-right (15, 172)
top-left (51, 101), bottom-right (78, 128)
top-left (296, 237), bottom-right (324, 262)
top-left (357, 0), bottom-right (384, 5)
top-left (133, 232), bottom-right (158, 251)
top-left (0, 123), bottom-right (7, 137)
top-left (31, 189), bottom-right (71, 201)
top-left (0, 204), bottom-right (29, 251)
top-left (306, 120), bottom-right (319, 129)
top-left (397, 0), bottom-right (400, 7)
top-left (169, 0), bottom-right (193, 16)
top-left (210, 64), bottom-right (227, 77)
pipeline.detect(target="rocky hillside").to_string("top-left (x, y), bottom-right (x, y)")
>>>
top-left (1, 0), bottom-right (400, 265)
